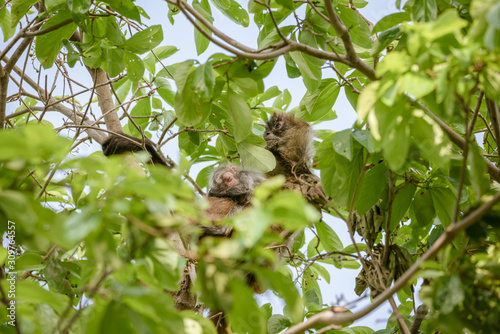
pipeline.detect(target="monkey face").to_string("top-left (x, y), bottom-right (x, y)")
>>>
top-left (264, 113), bottom-right (287, 150)
top-left (208, 166), bottom-right (241, 197)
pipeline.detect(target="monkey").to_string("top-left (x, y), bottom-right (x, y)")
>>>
top-left (198, 165), bottom-right (267, 333)
top-left (201, 165), bottom-right (266, 237)
top-left (264, 112), bottom-right (326, 209)
top-left (102, 133), bottom-right (168, 166)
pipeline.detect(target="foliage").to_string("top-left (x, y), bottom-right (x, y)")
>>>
top-left (0, 0), bottom-right (500, 333)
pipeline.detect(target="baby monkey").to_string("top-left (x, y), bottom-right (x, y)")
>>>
top-left (202, 166), bottom-right (265, 237)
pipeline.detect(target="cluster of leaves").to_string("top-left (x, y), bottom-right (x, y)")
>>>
top-left (0, 125), bottom-right (318, 333)
top-left (1, 0), bottom-right (500, 333)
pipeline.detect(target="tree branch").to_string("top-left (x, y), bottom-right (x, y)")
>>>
top-left (284, 191), bottom-right (500, 333)
top-left (166, 0), bottom-right (377, 80)
top-left (415, 100), bottom-right (500, 182)
top-left (486, 98), bottom-right (500, 164)
top-left (324, 0), bottom-right (376, 79)
top-left (1, 55), bottom-right (106, 142)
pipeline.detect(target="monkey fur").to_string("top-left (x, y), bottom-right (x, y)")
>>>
top-left (264, 112), bottom-right (326, 209)
top-left (202, 165), bottom-right (265, 237)
top-left (102, 133), bottom-right (168, 166)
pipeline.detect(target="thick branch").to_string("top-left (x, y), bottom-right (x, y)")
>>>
top-left (410, 304), bottom-right (428, 334)
top-left (486, 98), bottom-right (500, 163)
top-left (167, 0), bottom-right (377, 80)
top-left (324, 0), bottom-right (376, 79)
top-left (87, 68), bottom-right (122, 134)
top-left (284, 191), bottom-right (500, 333)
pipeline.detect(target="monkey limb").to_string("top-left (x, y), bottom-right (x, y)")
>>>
top-left (102, 133), bottom-right (168, 166)
top-left (264, 112), bottom-right (326, 209)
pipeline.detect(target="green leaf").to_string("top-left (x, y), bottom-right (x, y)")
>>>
top-left (16, 253), bottom-right (45, 271)
top-left (289, 52), bottom-right (322, 91)
top-left (9, 280), bottom-right (70, 314)
top-left (124, 52), bottom-right (145, 82)
top-left (467, 145), bottom-right (490, 202)
top-left (0, 6), bottom-right (16, 41)
top-left (128, 98), bottom-right (151, 134)
top-left (356, 81), bottom-right (379, 121)
top-left (332, 129), bottom-right (353, 161)
top-left (154, 77), bottom-right (175, 107)
top-left (227, 90), bottom-right (252, 142)
top-left (429, 9), bottom-right (468, 41)
top-left (257, 86), bottom-right (281, 104)
top-left (105, 47), bottom-right (125, 77)
top-left (412, 0), bottom-right (437, 22)
top-left (354, 163), bottom-right (388, 215)
top-left (390, 183), bottom-right (416, 229)
top-left (410, 109), bottom-right (451, 171)
top-left (267, 314), bottom-right (292, 334)
top-left (430, 187), bottom-right (456, 227)
top-left (434, 275), bottom-right (464, 314)
top-left (399, 73), bottom-right (434, 99)
top-left (413, 188), bottom-right (435, 226)
top-left (372, 25), bottom-right (402, 56)
top-left (337, 5), bottom-right (372, 49)
top-left (122, 25), bottom-right (163, 54)
top-left (194, 20), bottom-right (212, 55)
top-left (297, 79), bottom-right (340, 122)
top-left (373, 12), bottom-right (410, 35)
top-left (232, 77), bottom-right (260, 97)
top-left (67, 0), bottom-right (91, 24)
top-left (0, 246), bottom-right (7, 266)
top-left (228, 279), bottom-right (267, 333)
top-left (106, 0), bottom-right (141, 22)
top-left (62, 39), bottom-right (80, 67)
top-left (316, 221), bottom-right (343, 252)
top-left (174, 61), bottom-right (212, 126)
top-left (0, 191), bottom-right (37, 226)
top-left (145, 45), bottom-right (179, 64)
top-left (193, 62), bottom-right (215, 102)
top-left (311, 263), bottom-right (331, 283)
top-left (10, 0), bottom-right (39, 27)
top-left (237, 142), bottom-right (276, 172)
top-left (210, 0), bottom-right (249, 27)
top-left (35, 10), bottom-right (77, 69)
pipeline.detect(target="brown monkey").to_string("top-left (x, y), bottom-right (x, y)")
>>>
top-left (264, 112), bottom-right (326, 208)
top-left (200, 165), bottom-right (266, 333)
top-left (102, 133), bottom-right (168, 166)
